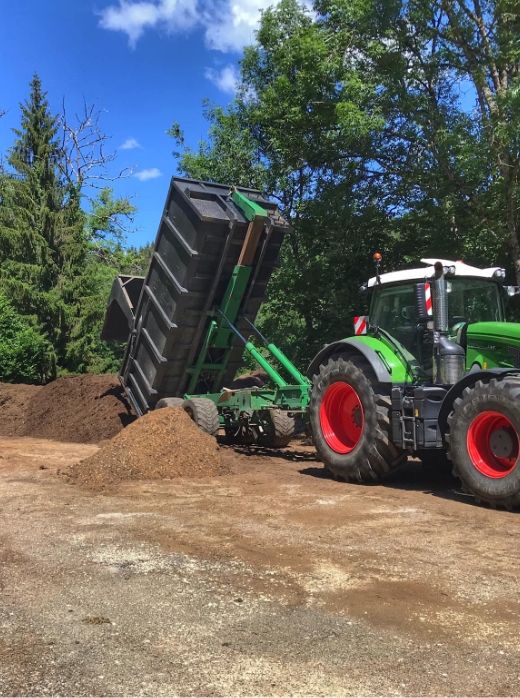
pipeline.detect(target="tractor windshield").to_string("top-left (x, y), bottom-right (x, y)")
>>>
top-left (370, 278), bottom-right (504, 361)
top-left (447, 278), bottom-right (503, 325)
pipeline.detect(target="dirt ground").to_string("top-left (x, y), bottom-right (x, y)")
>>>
top-left (1, 436), bottom-right (520, 696)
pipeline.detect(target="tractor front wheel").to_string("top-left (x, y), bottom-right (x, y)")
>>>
top-left (309, 354), bottom-right (406, 482)
top-left (447, 378), bottom-right (520, 509)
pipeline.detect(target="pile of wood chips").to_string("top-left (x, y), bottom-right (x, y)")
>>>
top-left (65, 407), bottom-right (224, 489)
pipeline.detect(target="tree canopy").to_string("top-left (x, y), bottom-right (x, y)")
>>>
top-left (0, 74), bottom-right (149, 382)
top-left (172, 0), bottom-right (520, 365)
top-left (2, 0), bottom-right (519, 382)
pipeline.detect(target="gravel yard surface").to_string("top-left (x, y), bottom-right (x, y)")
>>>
top-left (1, 436), bottom-right (519, 696)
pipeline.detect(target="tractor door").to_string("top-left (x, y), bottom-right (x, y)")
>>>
top-left (370, 283), bottom-right (433, 375)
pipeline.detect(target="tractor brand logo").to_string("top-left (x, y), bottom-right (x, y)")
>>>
top-left (354, 316), bottom-right (368, 335)
top-left (468, 342), bottom-right (498, 351)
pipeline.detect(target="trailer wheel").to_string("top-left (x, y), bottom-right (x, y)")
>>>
top-left (182, 398), bottom-right (220, 437)
top-left (309, 354), bottom-right (406, 482)
top-left (446, 378), bottom-right (520, 509)
top-left (260, 410), bottom-right (295, 448)
top-left (156, 398), bottom-right (185, 409)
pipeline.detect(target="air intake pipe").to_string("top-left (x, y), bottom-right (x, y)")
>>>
top-left (432, 262), bottom-right (465, 385)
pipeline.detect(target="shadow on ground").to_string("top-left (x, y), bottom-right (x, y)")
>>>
top-left (219, 440), bottom-right (319, 463)
top-left (298, 459), bottom-right (492, 509)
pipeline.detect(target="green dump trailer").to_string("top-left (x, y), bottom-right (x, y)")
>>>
top-left (101, 176), bottom-right (310, 448)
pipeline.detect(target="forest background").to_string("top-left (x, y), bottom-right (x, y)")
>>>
top-left (1, 0), bottom-right (519, 383)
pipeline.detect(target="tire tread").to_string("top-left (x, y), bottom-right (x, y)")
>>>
top-left (446, 376), bottom-right (520, 509)
top-left (183, 398), bottom-right (220, 437)
top-left (310, 352), bottom-right (406, 483)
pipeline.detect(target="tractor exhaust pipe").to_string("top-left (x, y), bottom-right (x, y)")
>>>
top-left (433, 262), bottom-right (448, 333)
top-left (433, 262), bottom-right (465, 385)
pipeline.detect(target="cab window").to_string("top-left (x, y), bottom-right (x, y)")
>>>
top-left (370, 284), bottom-right (418, 355)
top-left (447, 279), bottom-right (503, 325)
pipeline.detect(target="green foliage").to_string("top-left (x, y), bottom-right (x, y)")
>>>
top-left (0, 75), bottom-right (71, 365)
top-left (0, 74), bottom-right (143, 382)
top-left (172, 0), bottom-right (396, 365)
top-left (3, 0), bottom-right (520, 384)
top-left (0, 293), bottom-right (54, 384)
top-left (168, 101), bottom-right (266, 189)
top-left (318, 0), bottom-right (520, 271)
top-left (85, 187), bottom-right (137, 256)
top-left (172, 0), bottom-right (520, 367)
top-left (66, 241), bottom-right (151, 375)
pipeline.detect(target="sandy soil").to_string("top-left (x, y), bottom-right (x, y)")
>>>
top-left (1, 436), bottom-right (520, 696)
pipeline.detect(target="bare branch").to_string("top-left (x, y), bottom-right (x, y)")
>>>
top-left (60, 97), bottom-right (135, 189)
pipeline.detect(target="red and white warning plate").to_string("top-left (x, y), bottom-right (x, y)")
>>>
top-left (353, 316), bottom-right (368, 335)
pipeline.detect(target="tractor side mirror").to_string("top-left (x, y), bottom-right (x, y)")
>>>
top-left (414, 282), bottom-right (433, 322)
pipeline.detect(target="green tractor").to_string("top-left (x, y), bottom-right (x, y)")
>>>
top-left (308, 256), bottom-right (520, 509)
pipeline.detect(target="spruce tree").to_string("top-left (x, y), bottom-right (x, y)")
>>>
top-left (0, 73), bottom-right (85, 371)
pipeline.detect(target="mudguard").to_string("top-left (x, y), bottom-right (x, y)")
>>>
top-left (306, 339), bottom-right (393, 385)
top-left (438, 367), bottom-right (520, 437)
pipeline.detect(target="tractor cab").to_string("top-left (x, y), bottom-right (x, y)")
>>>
top-left (366, 258), bottom-right (507, 378)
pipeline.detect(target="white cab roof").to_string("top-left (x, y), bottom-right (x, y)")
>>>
top-left (368, 258), bottom-right (503, 288)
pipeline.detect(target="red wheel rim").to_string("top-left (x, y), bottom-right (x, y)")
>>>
top-left (467, 411), bottom-right (519, 478)
top-left (320, 382), bottom-right (364, 454)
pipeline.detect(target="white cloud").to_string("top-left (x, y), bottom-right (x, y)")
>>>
top-left (134, 167), bottom-right (162, 181)
top-left (98, 0), bottom-right (276, 52)
top-left (99, 0), bottom-right (198, 48)
top-left (204, 64), bottom-right (239, 94)
top-left (204, 0), bottom-right (274, 53)
top-left (120, 137), bottom-right (142, 150)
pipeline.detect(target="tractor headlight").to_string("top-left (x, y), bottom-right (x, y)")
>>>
top-left (493, 269), bottom-right (506, 280)
top-left (443, 265), bottom-right (456, 276)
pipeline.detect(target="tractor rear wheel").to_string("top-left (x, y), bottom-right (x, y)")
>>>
top-left (309, 354), bottom-right (406, 482)
top-left (259, 410), bottom-right (295, 448)
top-left (156, 397), bottom-right (185, 409)
top-left (182, 398), bottom-right (220, 437)
top-left (446, 378), bottom-right (520, 509)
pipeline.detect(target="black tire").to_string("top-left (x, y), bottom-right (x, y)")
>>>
top-left (182, 398), bottom-right (220, 437)
top-left (259, 410), bottom-right (295, 448)
top-left (309, 354), bottom-right (406, 482)
top-left (156, 397), bottom-right (185, 409)
top-left (446, 377), bottom-right (520, 509)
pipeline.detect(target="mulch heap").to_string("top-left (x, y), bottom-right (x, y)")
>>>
top-left (0, 375), bottom-right (135, 443)
top-left (228, 369), bottom-right (269, 389)
top-left (65, 407), bottom-right (224, 489)
top-left (0, 383), bottom-right (43, 437)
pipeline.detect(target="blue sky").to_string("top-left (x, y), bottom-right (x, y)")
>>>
top-left (0, 0), bottom-right (272, 248)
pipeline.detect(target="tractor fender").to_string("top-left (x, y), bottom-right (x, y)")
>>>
top-left (438, 367), bottom-right (520, 438)
top-left (307, 339), bottom-right (392, 385)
